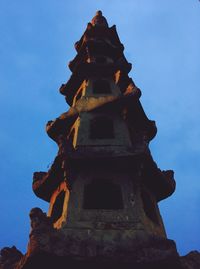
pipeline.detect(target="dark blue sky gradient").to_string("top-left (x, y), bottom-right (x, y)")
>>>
top-left (0, 0), bottom-right (199, 256)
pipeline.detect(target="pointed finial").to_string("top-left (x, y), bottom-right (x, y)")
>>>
top-left (96, 10), bottom-right (102, 16)
top-left (91, 10), bottom-right (108, 27)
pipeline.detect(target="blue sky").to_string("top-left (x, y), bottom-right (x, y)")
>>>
top-left (0, 0), bottom-right (199, 256)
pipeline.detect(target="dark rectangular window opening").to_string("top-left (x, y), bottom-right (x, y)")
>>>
top-left (93, 79), bottom-right (111, 94)
top-left (83, 179), bottom-right (123, 210)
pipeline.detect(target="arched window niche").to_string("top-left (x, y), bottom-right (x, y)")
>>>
top-left (83, 179), bottom-right (123, 210)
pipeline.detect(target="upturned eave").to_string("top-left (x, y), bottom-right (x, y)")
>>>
top-left (143, 155), bottom-right (176, 202)
top-left (32, 156), bottom-right (64, 202)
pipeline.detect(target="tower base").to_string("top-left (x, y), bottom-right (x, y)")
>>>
top-left (1, 208), bottom-right (200, 269)
top-left (21, 208), bottom-right (181, 268)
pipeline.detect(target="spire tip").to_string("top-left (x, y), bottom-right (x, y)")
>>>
top-left (91, 10), bottom-right (108, 27)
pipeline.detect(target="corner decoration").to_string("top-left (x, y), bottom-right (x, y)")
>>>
top-left (1, 11), bottom-right (199, 269)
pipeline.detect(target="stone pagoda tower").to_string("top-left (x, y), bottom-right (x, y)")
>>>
top-left (2, 11), bottom-right (191, 269)
top-left (35, 9), bottom-right (175, 234)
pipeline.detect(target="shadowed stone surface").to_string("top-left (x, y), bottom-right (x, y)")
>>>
top-left (180, 251), bottom-right (200, 269)
top-left (0, 247), bottom-right (23, 269)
